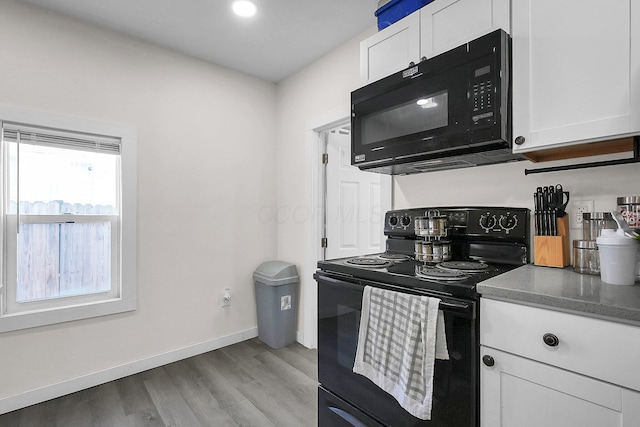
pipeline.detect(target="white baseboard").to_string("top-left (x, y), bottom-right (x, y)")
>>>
top-left (0, 327), bottom-right (258, 415)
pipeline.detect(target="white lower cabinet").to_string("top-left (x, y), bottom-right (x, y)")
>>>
top-left (480, 298), bottom-right (640, 427)
top-left (480, 347), bottom-right (640, 427)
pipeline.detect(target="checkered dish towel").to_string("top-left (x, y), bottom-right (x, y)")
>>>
top-left (353, 286), bottom-right (449, 420)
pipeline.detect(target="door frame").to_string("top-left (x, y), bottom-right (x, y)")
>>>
top-left (302, 109), bottom-right (351, 349)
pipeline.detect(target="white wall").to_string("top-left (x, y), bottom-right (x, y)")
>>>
top-left (394, 153), bottom-right (640, 243)
top-left (275, 26), bottom-right (376, 346)
top-left (0, 0), bottom-right (277, 408)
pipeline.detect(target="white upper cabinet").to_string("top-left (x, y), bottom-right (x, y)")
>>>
top-left (420, 0), bottom-right (510, 59)
top-left (360, 0), bottom-right (510, 86)
top-left (359, 13), bottom-right (420, 85)
top-left (512, 0), bottom-right (640, 153)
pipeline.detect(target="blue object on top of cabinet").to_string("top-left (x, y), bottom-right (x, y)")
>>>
top-left (375, 0), bottom-right (434, 30)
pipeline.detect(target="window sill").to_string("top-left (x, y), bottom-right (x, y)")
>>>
top-left (0, 297), bottom-right (136, 333)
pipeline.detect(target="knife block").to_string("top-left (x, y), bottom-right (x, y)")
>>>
top-left (534, 216), bottom-right (571, 267)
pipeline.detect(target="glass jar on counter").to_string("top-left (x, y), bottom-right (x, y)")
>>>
top-left (572, 240), bottom-right (600, 275)
top-left (618, 196), bottom-right (640, 229)
top-left (582, 212), bottom-right (616, 240)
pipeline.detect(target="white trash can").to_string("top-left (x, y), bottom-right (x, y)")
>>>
top-left (253, 261), bottom-right (299, 349)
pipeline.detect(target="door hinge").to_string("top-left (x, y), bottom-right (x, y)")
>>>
top-left (322, 153), bottom-right (328, 164)
top-left (321, 237), bottom-right (328, 248)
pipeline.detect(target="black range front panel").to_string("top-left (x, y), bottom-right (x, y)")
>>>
top-left (316, 271), bottom-right (477, 427)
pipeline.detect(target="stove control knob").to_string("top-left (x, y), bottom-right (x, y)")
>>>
top-left (479, 214), bottom-right (497, 232)
top-left (482, 355), bottom-right (495, 367)
top-left (498, 214), bottom-right (518, 234)
top-left (401, 216), bottom-right (411, 228)
top-left (388, 216), bottom-right (398, 227)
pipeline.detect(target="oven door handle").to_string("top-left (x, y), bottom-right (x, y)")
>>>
top-left (314, 272), bottom-right (363, 291)
top-left (316, 271), bottom-right (473, 314)
top-left (328, 406), bottom-right (369, 427)
top-left (439, 300), bottom-right (470, 311)
top-left (313, 272), bottom-right (473, 313)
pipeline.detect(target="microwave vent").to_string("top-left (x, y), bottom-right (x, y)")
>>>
top-left (410, 159), bottom-right (475, 172)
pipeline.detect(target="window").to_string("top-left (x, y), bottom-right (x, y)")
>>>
top-left (0, 107), bottom-right (136, 332)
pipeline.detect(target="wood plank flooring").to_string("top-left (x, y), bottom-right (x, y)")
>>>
top-left (0, 338), bottom-right (318, 427)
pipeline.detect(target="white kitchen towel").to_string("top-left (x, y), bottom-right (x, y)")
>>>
top-left (353, 286), bottom-right (449, 420)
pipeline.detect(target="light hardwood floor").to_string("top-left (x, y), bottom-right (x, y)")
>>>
top-left (0, 338), bottom-right (318, 427)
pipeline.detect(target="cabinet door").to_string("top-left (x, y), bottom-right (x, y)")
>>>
top-left (481, 347), bottom-right (640, 427)
top-left (512, 0), bottom-right (640, 152)
top-left (359, 12), bottom-right (420, 85)
top-left (420, 0), bottom-right (510, 59)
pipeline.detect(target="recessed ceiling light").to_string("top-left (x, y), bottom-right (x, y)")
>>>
top-left (232, 1), bottom-right (257, 17)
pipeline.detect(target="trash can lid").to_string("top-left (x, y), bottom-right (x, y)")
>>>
top-left (253, 261), bottom-right (299, 286)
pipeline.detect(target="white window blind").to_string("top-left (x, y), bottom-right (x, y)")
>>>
top-left (2, 122), bottom-right (121, 155)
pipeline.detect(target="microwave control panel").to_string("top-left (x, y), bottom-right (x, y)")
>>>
top-left (470, 59), bottom-right (497, 127)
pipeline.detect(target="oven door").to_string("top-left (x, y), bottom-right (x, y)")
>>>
top-left (316, 271), bottom-right (478, 427)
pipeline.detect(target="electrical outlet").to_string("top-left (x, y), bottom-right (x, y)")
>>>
top-left (220, 288), bottom-right (231, 307)
top-left (572, 200), bottom-right (594, 229)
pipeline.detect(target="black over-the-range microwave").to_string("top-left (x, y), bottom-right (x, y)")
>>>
top-left (351, 29), bottom-right (524, 175)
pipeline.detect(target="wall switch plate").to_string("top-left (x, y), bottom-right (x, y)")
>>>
top-left (572, 200), bottom-right (594, 229)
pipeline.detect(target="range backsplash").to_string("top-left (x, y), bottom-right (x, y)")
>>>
top-left (394, 153), bottom-right (640, 243)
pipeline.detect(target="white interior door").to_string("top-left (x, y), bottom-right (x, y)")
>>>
top-left (325, 128), bottom-right (392, 260)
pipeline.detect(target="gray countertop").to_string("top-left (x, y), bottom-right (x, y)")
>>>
top-left (477, 264), bottom-right (640, 325)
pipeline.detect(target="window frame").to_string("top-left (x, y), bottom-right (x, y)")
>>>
top-left (0, 105), bottom-right (136, 333)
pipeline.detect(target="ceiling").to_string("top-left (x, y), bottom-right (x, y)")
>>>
top-left (22, 0), bottom-right (379, 83)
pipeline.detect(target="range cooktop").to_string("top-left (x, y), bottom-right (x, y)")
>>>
top-left (318, 206), bottom-right (530, 299)
top-left (318, 254), bottom-right (521, 299)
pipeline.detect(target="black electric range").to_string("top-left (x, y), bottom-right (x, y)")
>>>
top-left (316, 207), bottom-right (529, 427)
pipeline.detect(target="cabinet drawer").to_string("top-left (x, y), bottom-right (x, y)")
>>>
top-left (481, 298), bottom-right (640, 391)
